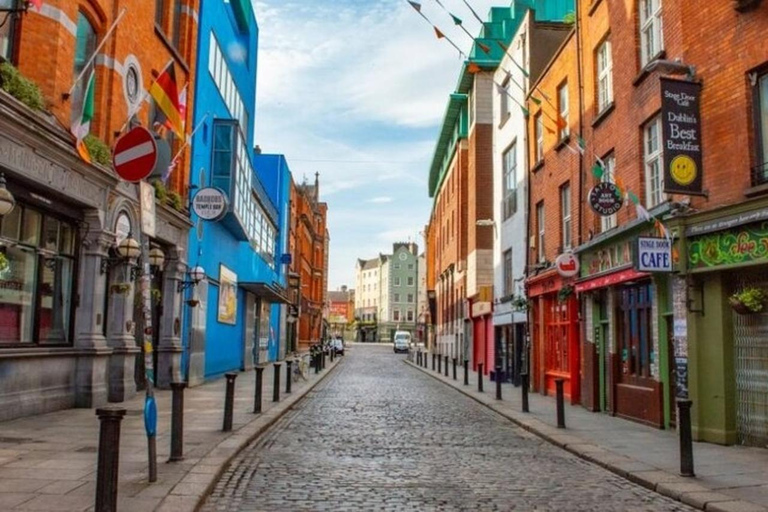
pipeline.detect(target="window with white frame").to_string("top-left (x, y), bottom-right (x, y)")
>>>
top-left (407, 276), bottom-right (414, 286)
top-left (499, 77), bottom-right (511, 122)
top-left (394, 293), bottom-right (400, 303)
top-left (407, 310), bottom-right (414, 322)
top-left (503, 142), bottom-right (517, 219)
top-left (535, 114), bottom-right (544, 163)
top-left (560, 183), bottom-right (572, 250)
top-left (601, 154), bottom-right (618, 232)
top-left (597, 39), bottom-right (613, 112)
top-left (639, 0), bottom-right (663, 66)
top-left (407, 293), bottom-right (414, 303)
top-left (644, 116), bottom-right (664, 208)
top-left (756, 73), bottom-right (768, 176)
top-left (537, 201), bottom-right (545, 263)
top-left (558, 82), bottom-right (569, 139)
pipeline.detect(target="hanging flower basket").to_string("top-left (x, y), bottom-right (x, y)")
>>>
top-left (185, 299), bottom-right (200, 308)
top-left (729, 287), bottom-right (767, 315)
top-left (557, 284), bottom-right (575, 304)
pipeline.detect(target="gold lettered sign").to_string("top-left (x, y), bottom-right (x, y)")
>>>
top-left (661, 78), bottom-right (704, 196)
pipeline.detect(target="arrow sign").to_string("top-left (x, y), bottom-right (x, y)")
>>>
top-left (112, 127), bottom-right (158, 182)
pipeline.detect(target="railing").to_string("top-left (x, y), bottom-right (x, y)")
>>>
top-left (751, 162), bottom-right (768, 187)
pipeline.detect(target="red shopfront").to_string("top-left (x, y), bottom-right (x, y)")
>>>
top-left (470, 298), bottom-right (493, 375)
top-left (528, 270), bottom-right (580, 404)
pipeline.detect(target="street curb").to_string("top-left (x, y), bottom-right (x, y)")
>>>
top-left (155, 358), bottom-right (344, 512)
top-left (405, 359), bottom-right (766, 512)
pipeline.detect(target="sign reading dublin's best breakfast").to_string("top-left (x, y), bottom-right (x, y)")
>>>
top-left (661, 78), bottom-right (704, 196)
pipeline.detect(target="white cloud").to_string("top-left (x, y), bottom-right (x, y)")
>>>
top-left (368, 196), bottom-right (393, 204)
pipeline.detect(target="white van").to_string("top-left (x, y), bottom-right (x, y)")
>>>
top-left (393, 331), bottom-right (411, 353)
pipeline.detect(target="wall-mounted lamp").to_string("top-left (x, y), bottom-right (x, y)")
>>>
top-left (177, 265), bottom-right (205, 292)
top-left (101, 234), bottom-right (141, 279)
top-left (0, 174), bottom-right (16, 217)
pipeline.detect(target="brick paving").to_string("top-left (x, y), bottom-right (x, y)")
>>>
top-left (201, 345), bottom-right (693, 511)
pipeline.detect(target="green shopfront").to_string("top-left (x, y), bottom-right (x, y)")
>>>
top-left (684, 202), bottom-right (768, 447)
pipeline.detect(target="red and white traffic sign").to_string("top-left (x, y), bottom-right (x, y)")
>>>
top-left (112, 127), bottom-right (158, 182)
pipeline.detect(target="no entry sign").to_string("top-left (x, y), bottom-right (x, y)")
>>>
top-left (112, 127), bottom-right (158, 182)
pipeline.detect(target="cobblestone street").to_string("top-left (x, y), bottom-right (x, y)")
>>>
top-left (201, 345), bottom-right (693, 511)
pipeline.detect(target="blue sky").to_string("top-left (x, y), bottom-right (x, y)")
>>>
top-left (253, 0), bottom-right (500, 289)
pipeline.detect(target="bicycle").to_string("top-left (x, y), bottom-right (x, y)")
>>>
top-left (292, 352), bottom-right (310, 382)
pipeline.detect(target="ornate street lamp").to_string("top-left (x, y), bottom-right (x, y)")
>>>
top-left (177, 265), bottom-right (205, 292)
top-left (148, 247), bottom-right (165, 268)
top-left (0, 174), bottom-right (15, 217)
top-left (101, 233), bottom-right (141, 279)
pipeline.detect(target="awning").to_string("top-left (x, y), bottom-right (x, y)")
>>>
top-left (575, 268), bottom-right (650, 293)
top-left (240, 282), bottom-right (292, 304)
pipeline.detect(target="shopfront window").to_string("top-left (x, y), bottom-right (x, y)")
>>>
top-left (0, 205), bottom-right (76, 345)
top-left (618, 282), bottom-right (654, 378)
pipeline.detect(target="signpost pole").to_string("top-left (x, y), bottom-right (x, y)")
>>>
top-left (140, 233), bottom-right (158, 483)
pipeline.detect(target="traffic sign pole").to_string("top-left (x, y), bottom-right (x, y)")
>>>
top-left (139, 233), bottom-right (158, 483)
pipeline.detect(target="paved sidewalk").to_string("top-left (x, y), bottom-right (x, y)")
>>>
top-left (0, 353), bottom-right (342, 512)
top-left (408, 354), bottom-right (768, 512)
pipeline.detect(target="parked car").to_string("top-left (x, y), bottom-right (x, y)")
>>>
top-left (331, 338), bottom-right (345, 356)
top-left (393, 331), bottom-right (411, 353)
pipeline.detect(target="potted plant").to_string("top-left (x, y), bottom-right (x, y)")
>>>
top-left (557, 284), bottom-right (575, 303)
top-left (729, 287), bottom-right (767, 314)
top-left (512, 294), bottom-right (529, 312)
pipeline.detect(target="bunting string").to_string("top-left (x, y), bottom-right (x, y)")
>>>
top-left (406, 1), bottom-right (466, 58)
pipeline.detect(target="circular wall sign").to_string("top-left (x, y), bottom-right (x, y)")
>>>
top-left (399, 252), bottom-right (408, 261)
top-left (115, 212), bottom-right (132, 245)
top-left (555, 252), bottom-right (580, 278)
top-left (589, 182), bottom-right (624, 216)
top-left (192, 187), bottom-right (228, 221)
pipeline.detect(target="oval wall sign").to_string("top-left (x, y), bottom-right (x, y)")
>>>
top-left (555, 252), bottom-right (580, 278)
top-left (192, 187), bottom-right (229, 221)
top-left (589, 182), bottom-right (624, 216)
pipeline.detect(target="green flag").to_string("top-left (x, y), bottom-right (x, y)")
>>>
top-left (70, 70), bottom-right (95, 163)
top-left (451, 14), bottom-right (462, 25)
top-left (592, 163), bottom-right (604, 180)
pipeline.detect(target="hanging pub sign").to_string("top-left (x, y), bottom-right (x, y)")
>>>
top-left (555, 252), bottom-right (580, 278)
top-left (192, 187), bottom-right (228, 221)
top-left (661, 78), bottom-right (704, 196)
top-left (589, 182), bottom-right (623, 216)
top-left (636, 236), bottom-right (672, 272)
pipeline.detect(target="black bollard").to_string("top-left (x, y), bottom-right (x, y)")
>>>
top-left (286, 360), bottom-right (293, 394)
top-left (331, 347), bottom-right (335, 362)
top-left (254, 365), bottom-right (264, 414)
top-left (417, 351), bottom-right (421, 366)
top-left (314, 348), bottom-right (320, 374)
top-left (464, 359), bottom-right (469, 386)
top-left (677, 399), bottom-right (695, 477)
top-left (438, 353), bottom-right (442, 374)
top-left (95, 407), bottom-right (126, 512)
top-left (169, 382), bottom-right (186, 462)
top-left (555, 378), bottom-right (566, 428)
top-left (478, 363), bottom-right (484, 392)
top-left (273, 363), bottom-right (282, 402)
top-left (495, 365), bottom-right (503, 400)
top-left (432, 353), bottom-right (436, 371)
top-left (522, 373), bottom-right (530, 413)
top-left (444, 355), bottom-right (449, 377)
top-left (453, 358), bottom-right (457, 380)
top-left (223, 372), bottom-right (238, 432)
top-left (321, 349), bottom-right (326, 370)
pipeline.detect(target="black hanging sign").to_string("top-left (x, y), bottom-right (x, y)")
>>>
top-left (661, 78), bottom-right (704, 196)
top-left (589, 182), bottom-right (623, 216)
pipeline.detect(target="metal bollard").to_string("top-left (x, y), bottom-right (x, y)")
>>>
top-left (677, 399), bottom-right (695, 477)
top-left (452, 358), bottom-right (457, 380)
top-left (314, 349), bottom-right (320, 374)
top-left (521, 373), bottom-right (530, 413)
top-left (331, 347), bottom-right (335, 362)
top-left (432, 353), bottom-right (436, 371)
top-left (169, 382), bottom-right (186, 462)
top-left (478, 363), bottom-right (484, 392)
top-left (438, 354), bottom-right (442, 374)
top-left (273, 363), bottom-right (282, 402)
top-left (223, 372), bottom-right (237, 432)
top-left (464, 359), bottom-right (469, 386)
top-left (321, 349), bottom-right (326, 370)
top-left (555, 378), bottom-right (566, 428)
top-left (253, 365), bottom-right (264, 414)
top-left (444, 355), bottom-right (449, 377)
top-left (417, 351), bottom-right (421, 366)
top-left (286, 360), bottom-right (293, 394)
top-left (495, 365), bottom-right (503, 400)
top-left (95, 407), bottom-right (126, 512)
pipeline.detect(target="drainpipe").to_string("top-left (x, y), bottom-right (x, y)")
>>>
top-left (575, 6), bottom-right (585, 247)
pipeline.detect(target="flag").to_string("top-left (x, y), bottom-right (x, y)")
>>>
top-left (29, 0), bottom-right (43, 11)
top-left (628, 191), bottom-right (640, 205)
top-left (520, 105), bottom-right (529, 117)
top-left (70, 70), bottom-right (95, 163)
top-left (451, 14), bottom-right (463, 25)
top-left (545, 125), bottom-right (556, 135)
top-left (530, 96), bottom-right (542, 106)
top-left (434, 26), bottom-right (445, 39)
top-left (467, 62), bottom-right (481, 74)
top-left (591, 163), bottom-right (604, 180)
top-left (556, 115), bottom-right (568, 130)
top-left (636, 204), bottom-right (652, 222)
top-left (162, 154), bottom-right (179, 184)
top-left (477, 41), bottom-right (491, 55)
top-left (149, 62), bottom-right (184, 139)
top-left (577, 135), bottom-right (587, 155)
top-left (512, 59), bottom-right (530, 78)
top-left (179, 84), bottom-right (187, 121)
top-left (408, 1), bottom-right (422, 12)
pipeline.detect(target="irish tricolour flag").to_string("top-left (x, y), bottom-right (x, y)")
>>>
top-left (71, 70), bottom-right (95, 163)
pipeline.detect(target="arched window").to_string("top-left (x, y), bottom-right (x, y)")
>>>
top-left (73, 12), bottom-right (97, 77)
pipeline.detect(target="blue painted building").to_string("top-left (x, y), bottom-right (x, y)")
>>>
top-left (185, 0), bottom-right (291, 383)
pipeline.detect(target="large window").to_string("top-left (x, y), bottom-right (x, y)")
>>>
top-left (393, 310), bottom-right (401, 322)
top-left (394, 277), bottom-right (401, 287)
top-left (394, 293), bottom-right (400, 303)
top-left (536, 201), bottom-right (545, 263)
top-left (0, 205), bottom-right (76, 345)
top-left (0, 12), bottom-right (17, 63)
top-left (406, 310), bottom-right (414, 322)
top-left (597, 39), bottom-right (613, 112)
top-left (503, 249), bottom-right (513, 297)
top-left (535, 114), bottom-right (544, 163)
top-left (172, 0), bottom-right (183, 50)
top-left (560, 182), bottom-right (572, 251)
top-left (756, 73), bottom-right (768, 176)
top-left (644, 116), bottom-right (664, 208)
top-left (407, 276), bottom-right (414, 286)
top-left (601, 154), bottom-right (618, 232)
top-left (208, 33), bottom-right (247, 131)
top-left (639, 0), bottom-right (663, 66)
top-left (74, 12), bottom-right (97, 78)
top-left (558, 82), bottom-right (569, 139)
top-left (502, 143), bottom-right (517, 220)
